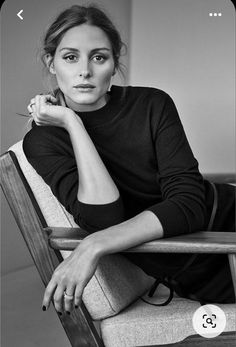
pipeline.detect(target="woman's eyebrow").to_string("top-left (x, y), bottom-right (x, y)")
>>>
top-left (59, 47), bottom-right (111, 52)
top-left (91, 48), bottom-right (111, 53)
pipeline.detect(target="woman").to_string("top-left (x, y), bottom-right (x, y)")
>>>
top-left (23, 4), bottom-right (235, 315)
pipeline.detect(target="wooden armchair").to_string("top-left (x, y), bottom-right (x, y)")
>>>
top-left (1, 141), bottom-right (236, 347)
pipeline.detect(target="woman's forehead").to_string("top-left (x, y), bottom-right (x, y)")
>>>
top-left (57, 24), bottom-right (112, 51)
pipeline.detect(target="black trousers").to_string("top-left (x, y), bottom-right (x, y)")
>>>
top-left (125, 183), bottom-right (236, 304)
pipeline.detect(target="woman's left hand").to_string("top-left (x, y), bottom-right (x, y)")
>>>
top-left (42, 237), bottom-right (100, 314)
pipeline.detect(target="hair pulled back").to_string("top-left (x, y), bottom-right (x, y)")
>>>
top-left (41, 4), bottom-right (124, 72)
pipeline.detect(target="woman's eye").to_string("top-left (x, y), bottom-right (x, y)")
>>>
top-left (93, 55), bottom-right (106, 63)
top-left (64, 54), bottom-right (78, 62)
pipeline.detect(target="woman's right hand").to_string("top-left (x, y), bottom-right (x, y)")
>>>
top-left (42, 235), bottom-right (101, 314)
top-left (27, 94), bottom-right (83, 129)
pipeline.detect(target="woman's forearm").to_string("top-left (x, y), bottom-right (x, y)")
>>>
top-left (80, 210), bottom-right (164, 257)
top-left (66, 113), bottom-right (120, 204)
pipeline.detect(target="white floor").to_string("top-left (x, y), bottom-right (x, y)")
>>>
top-left (1, 266), bottom-right (71, 347)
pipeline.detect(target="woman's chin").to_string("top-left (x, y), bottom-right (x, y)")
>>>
top-left (66, 95), bottom-right (97, 109)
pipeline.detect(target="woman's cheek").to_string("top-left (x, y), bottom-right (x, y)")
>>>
top-left (101, 68), bottom-right (114, 86)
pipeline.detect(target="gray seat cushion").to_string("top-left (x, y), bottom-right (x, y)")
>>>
top-left (101, 286), bottom-right (236, 346)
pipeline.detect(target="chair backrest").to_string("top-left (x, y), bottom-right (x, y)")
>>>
top-left (4, 141), bottom-right (154, 321)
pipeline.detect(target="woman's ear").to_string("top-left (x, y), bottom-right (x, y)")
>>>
top-left (45, 54), bottom-right (56, 74)
top-left (49, 63), bottom-right (56, 75)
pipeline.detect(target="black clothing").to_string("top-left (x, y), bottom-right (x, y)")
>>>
top-left (23, 85), bottom-right (235, 304)
top-left (23, 86), bottom-right (207, 236)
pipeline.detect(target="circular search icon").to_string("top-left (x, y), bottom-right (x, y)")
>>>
top-left (192, 304), bottom-right (226, 338)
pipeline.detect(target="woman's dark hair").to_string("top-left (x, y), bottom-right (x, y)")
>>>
top-left (41, 4), bottom-right (125, 73)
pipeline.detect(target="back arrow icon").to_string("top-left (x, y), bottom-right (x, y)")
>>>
top-left (17, 10), bottom-right (23, 20)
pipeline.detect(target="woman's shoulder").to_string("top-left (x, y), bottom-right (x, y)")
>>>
top-left (124, 85), bottom-right (168, 97)
top-left (23, 123), bottom-right (69, 158)
top-left (113, 85), bottom-right (171, 107)
top-left (23, 122), bottom-right (64, 144)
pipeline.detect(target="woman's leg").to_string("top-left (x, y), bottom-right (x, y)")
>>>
top-left (177, 183), bottom-right (236, 304)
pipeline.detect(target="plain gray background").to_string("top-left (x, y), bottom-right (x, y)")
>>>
top-left (1, 0), bottom-right (235, 276)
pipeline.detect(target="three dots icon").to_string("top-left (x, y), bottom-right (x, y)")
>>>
top-left (209, 13), bottom-right (222, 16)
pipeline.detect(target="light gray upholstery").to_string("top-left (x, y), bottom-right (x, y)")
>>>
top-left (101, 289), bottom-right (236, 346)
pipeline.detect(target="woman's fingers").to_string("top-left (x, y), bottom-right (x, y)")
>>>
top-left (53, 285), bottom-right (65, 315)
top-left (33, 95), bottom-right (42, 125)
top-left (38, 95), bottom-right (50, 119)
top-left (33, 94), bottom-right (50, 125)
top-left (43, 282), bottom-right (80, 314)
top-left (29, 98), bottom-right (36, 107)
top-left (42, 280), bottom-right (57, 311)
top-left (27, 98), bottom-right (36, 115)
top-left (63, 286), bottom-right (76, 313)
top-left (45, 94), bottom-right (58, 105)
top-left (27, 105), bottom-right (33, 115)
top-left (74, 285), bottom-right (83, 309)
top-left (35, 94), bottom-right (57, 107)
top-left (27, 94), bottom-right (57, 115)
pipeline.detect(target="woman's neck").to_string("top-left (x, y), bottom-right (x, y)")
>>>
top-left (64, 93), bottom-right (110, 113)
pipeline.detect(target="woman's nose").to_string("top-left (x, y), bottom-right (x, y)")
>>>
top-left (79, 60), bottom-right (92, 78)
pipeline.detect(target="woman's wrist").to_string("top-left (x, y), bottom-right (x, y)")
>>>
top-left (79, 227), bottom-right (122, 258)
top-left (79, 232), bottom-right (108, 258)
top-left (76, 211), bottom-right (164, 258)
top-left (64, 109), bottom-right (84, 132)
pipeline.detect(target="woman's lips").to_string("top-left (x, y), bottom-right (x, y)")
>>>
top-left (74, 84), bottom-right (95, 92)
top-left (74, 84), bottom-right (95, 88)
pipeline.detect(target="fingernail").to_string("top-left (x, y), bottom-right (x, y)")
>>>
top-left (42, 306), bottom-right (46, 311)
top-left (66, 311), bottom-right (70, 315)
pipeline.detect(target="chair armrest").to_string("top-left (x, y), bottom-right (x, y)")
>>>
top-left (46, 227), bottom-right (236, 298)
top-left (203, 173), bottom-right (235, 184)
top-left (45, 227), bottom-right (236, 254)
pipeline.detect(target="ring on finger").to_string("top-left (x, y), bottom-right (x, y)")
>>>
top-left (64, 291), bottom-right (74, 300)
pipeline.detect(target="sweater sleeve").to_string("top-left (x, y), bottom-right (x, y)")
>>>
top-left (146, 93), bottom-right (206, 237)
top-left (22, 124), bottom-right (124, 233)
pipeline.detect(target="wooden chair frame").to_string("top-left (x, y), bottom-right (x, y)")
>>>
top-left (1, 150), bottom-right (236, 347)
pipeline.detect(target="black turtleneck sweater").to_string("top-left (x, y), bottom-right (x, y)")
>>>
top-left (23, 85), bottom-right (208, 237)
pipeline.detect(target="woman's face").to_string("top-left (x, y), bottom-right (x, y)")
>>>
top-left (49, 24), bottom-right (115, 112)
